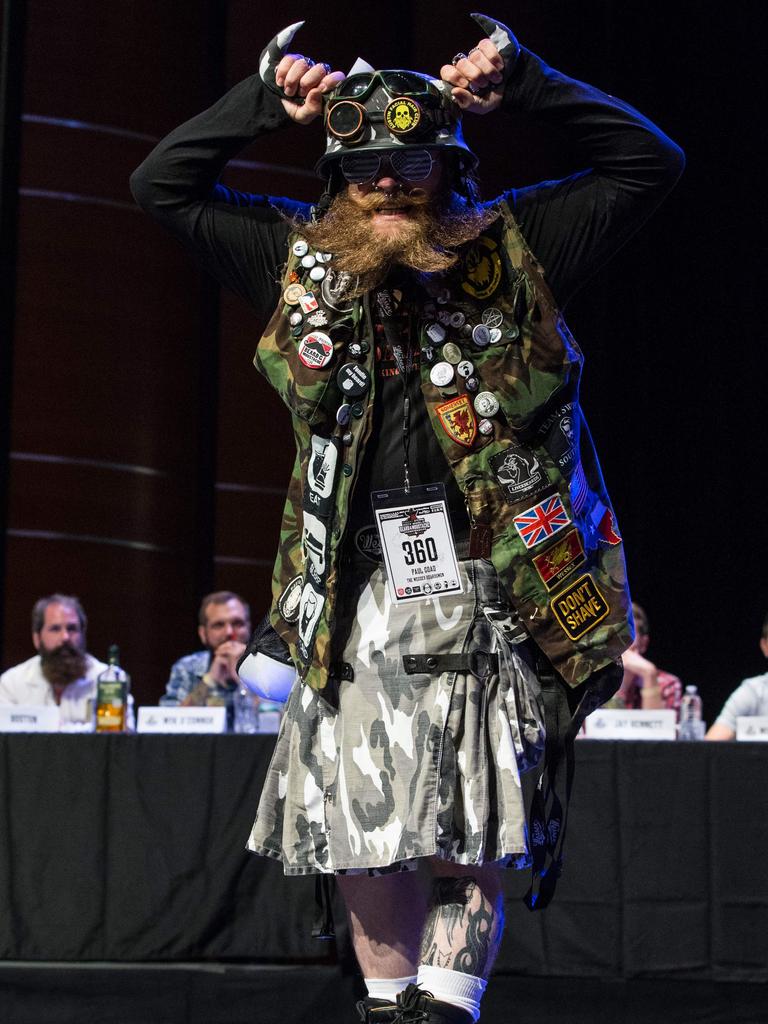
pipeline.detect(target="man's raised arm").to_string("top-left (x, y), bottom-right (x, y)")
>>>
top-left (129, 29), bottom-right (343, 310)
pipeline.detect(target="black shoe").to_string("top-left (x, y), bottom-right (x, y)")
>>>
top-left (392, 984), bottom-right (473, 1024)
top-left (356, 996), bottom-right (399, 1023)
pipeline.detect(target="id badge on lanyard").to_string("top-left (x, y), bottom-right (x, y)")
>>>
top-left (372, 483), bottom-right (464, 605)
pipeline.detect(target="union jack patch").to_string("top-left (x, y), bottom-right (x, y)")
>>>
top-left (436, 395), bottom-right (477, 448)
top-left (513, 494), bottom-right (571, 549)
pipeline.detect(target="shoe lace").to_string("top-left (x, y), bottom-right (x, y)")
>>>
top-left (392, 984), bottom-right (431, 1024)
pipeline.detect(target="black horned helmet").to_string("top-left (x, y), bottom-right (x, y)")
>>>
top-left (259, 13), bottom-right (519, 201)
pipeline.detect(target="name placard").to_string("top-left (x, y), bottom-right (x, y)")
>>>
top-left (584, 708), bottom-right (677, 741)
top-left (736, 716), bottom-right (768, 742)
top-left (137, 706), bottom-right (227, 734)
top-left (0, 705), bottom-right (60, 732)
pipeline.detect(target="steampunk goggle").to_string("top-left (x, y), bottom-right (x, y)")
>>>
top-left (326, 70), bottom-right (448, 143)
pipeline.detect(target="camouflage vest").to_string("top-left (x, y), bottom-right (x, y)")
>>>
top-left (255, 201), bottom-right (633, 692)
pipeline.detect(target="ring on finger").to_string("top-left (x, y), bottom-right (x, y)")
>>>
top-left (468, 46), bottom-right (482, 58)
top-left (451, 52), bottom-right (468, 65)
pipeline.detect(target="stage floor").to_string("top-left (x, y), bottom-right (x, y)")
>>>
top-left (0, 963), bottom-right (764, 1024)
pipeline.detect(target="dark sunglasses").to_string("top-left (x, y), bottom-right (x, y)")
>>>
top-left (340, 148), bottom-right (435, 184)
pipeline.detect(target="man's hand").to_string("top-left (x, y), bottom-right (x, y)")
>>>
top-left (621, 648), bottom-right (663, 709)
top-left (208, 640), bottom-right (247, 685)
top-left (276, 55), bottom-right (345, 124)
top-left (440, 38), bottom-right (505, 115)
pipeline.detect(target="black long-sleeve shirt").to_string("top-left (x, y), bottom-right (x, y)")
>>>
top-left (130, 48), bottom-right (683, 313)
top-left (131, 48), bottom-right (683, 541)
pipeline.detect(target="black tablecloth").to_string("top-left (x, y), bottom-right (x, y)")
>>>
top-left (1, 736), bottom-right (766, 982)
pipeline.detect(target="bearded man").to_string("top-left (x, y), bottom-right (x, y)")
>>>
top-left (0, 594), bottom-right (108, 728)
top-left (132, 14), bottom-right (683, 1023)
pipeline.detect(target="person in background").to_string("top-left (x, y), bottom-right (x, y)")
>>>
top-left (161, 590), bottom-right (251, 713)
top-left (611, 602), bottom-right (683, 713)
top-left (706, 612), bottom-right (768, 741)
top-left (0, 594), bottom-right (108, 728)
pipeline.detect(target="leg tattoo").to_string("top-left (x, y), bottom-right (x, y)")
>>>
top-left (418, 876), bottom-right (504, 978)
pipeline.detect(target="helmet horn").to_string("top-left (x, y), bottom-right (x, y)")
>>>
top-left (259, 21), bottom-right (306, 101)
top-left (470, 12), bottom-right (520, 76)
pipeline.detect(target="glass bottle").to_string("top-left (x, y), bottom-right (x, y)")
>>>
top-left (95, 645), bottom-right (130, 733)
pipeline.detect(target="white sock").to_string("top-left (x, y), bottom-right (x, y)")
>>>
top-left (417, 965), bottom-right (487, 1022)
top-left (364, 975), bottom-right (417, 1003)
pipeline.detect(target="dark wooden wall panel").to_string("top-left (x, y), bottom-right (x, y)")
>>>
top-left (212, 283), bottom-right (292, 611)
top-left (22, 1), bottom-right (214, 130)
top-left (1, 0), bottom-right (222, 704)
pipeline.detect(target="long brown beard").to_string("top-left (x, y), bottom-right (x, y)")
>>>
top-left (298, 187), bottom-right (498, 296)
top-left (40, 641), bottom-right (88, 688)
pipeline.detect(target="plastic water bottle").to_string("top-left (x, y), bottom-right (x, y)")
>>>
top-left (678, 685), bottom-right (704, 741)
top-left (233, 684), bottom-right (259, 734)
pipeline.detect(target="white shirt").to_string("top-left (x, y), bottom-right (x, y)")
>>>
top-left (0, 653), bottom-right (133, 729)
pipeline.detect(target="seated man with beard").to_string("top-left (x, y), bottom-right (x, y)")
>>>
top-left (131, 14), bottom-right (683, 1023)
top-left (0, 594), bottom-right (109, 728)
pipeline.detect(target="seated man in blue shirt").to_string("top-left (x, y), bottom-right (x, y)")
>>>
top-left (161, 591), bottom-right (251, 711)
top-left (706, 612), bottom-right (768, 741)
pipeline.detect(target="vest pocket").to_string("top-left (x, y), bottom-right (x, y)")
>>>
top-left (255, 328), bottom-right (342, 426)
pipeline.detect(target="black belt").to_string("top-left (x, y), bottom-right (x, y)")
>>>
top-left (402, 651), bottom-right (498, 679)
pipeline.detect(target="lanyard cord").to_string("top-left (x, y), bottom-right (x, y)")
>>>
top-left (379, 299), bottom-right (414, 493)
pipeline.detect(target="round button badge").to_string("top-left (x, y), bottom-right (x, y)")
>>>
top-left (472, 324), bottom-right (492, 348)
top-left (337, 362), bottom-right (371, 398)
top-left (473, 391), bottom-right (500, 417)
top-left (457, 360), bottom-right (474, 378)
top-left (292, 240), bottom-right (309, 258)
top-left (429, 361), bottom-right (455, 387)
top-left (298, 332), bottom-right (334, 370)
top-left (481, 307), bottom-right (504, 329)
top-left (489, 327), bottom-right (503, 343)
top-left (336, 404), bottom-right (351, 426)
top-left (478, 418), bottom-right (494, 435)
top-left (301, 253), bottom-right (317, 269)
top-left (442, 342), bottom-right (462, 365)
top-left (322, 269), bottom-right (356, 313)
top-left (283, 282), bottom-right (306, 305)
top-left (426, 322), bottom-right (447, 345)
top-left (450, 310), bottom-right (466, 329)
top-left (309, 266), bottom-right (326, 282)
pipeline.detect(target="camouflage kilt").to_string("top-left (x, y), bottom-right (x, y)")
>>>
top-left (247, 556), bottom-right (546, 875)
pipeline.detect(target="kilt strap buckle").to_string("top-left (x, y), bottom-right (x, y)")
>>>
top-left (402, 651), bottom-right (498, 680)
